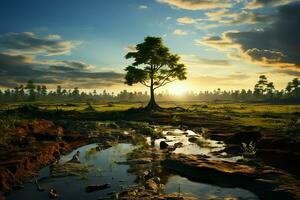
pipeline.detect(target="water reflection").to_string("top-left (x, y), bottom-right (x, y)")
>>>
top-left (8, 144), bottom-right (136, 200)
top-left (8, 127), bottom-right (250, 200)
top-left (165, 175), bottom-right (258, 200)
top-left (151, 128), bottom-right (243, 162)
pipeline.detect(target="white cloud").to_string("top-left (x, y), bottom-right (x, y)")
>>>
top-left (177, 17), bottom-right (201, 24)
top-left (0, 32), bottom-right (79, 56)
top-left (157, 0), bottom-right (234, 10)
top-left (246, 0), bottom-right (294, 9)
top-left (165, 16), bottom-right (172, 21)
top-left (139, 5), bottom-right (148, 9)
top-left (46, 34), bottom-right (61, 40)
top-left (173, 29), bottom-right (188, 35)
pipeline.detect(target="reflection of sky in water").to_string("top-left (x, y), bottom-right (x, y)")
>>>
top-left (8, 144), bottom-right (136, 200)
top-left (8, 127), bottom-right (252, 200)
top-left (152, 128), bottom-right (243, 162)
top-left (165, 175), bottom-right (258, 200)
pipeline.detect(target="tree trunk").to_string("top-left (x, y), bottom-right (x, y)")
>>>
top-left (145, 80), bottom-right (160, 110)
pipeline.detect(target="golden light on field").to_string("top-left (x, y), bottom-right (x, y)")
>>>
top-left (167, 82), bottom-right (188, 96)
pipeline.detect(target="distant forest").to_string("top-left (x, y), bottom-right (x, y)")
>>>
top-left (0, 75), bottom-right (299, 103)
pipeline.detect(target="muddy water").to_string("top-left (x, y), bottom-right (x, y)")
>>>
top-left (8, 127), bottom-right (257, 200)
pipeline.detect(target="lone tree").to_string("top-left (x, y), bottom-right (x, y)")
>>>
top-left (125, 36), bottom-right (187, 110)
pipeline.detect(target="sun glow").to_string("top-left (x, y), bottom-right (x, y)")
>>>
top-left (167, 82), bottom-right (189, 96)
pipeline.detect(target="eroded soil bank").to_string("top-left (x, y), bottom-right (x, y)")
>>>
top-left (0, 120), bottom-right (89, 195)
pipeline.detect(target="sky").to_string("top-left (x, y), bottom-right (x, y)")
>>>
top-left (0, 0), bottom-right (300, 94)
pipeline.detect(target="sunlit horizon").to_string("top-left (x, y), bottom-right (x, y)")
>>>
top-left (0, 0), bottom-right (299, 93)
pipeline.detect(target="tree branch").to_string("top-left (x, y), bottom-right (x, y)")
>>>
top-left (154, 71), bottom-right (175, 89)
top-left (154, 79), bottom-right (175, 90)
top-left (141, 80), bottom-right (151, 87)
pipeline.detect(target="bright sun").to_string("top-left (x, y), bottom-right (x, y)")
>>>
top-left (167, 82), bottom-right (188, 96)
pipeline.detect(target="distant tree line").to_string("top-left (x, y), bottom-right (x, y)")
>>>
top-left (0, 75), bottom-right (299, 103)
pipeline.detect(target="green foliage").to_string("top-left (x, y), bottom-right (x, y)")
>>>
top-left (125, 36), bottom-right (187, 109)
top-left (280, 118), bottom-right (300, 142)
top-left (132, 122), bottom-right (163, 138)
top-left (25, 80), bottom-right (36, 101)
top-left (158, 183), bottom-right (165, 194)
top-left (113, 192), bottom-right (120, 200)
top-left (0, 115), bottom-right (19, 129)
top-left (17, 104), bottom-right (39, 112)
top-left (125, 66), bottom-right (148, 86)
top-left (254, 75), bottom-right (275, 96)
top-left (286, 78), bottom-right (300, 96)
top-left (1, 76), bottom-right (300, 104)
top-left (125, 36), bottom-right (187, 88)
top-left (85, 102), bottom-right (95, 111)
top-left (241, 141), bottom-right (257, 157)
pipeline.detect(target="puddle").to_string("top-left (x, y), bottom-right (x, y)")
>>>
top-left (151, 128), bottom-right (243, 162)
top-left (164, 175), bottom-right (258, 200)
top-left (8, 143), bottom-right (136, 200)
top-left (8, 126), bottom-right (251, 199)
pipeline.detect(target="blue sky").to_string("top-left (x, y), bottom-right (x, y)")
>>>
top-left (0, 0), bottom-right (299, 93)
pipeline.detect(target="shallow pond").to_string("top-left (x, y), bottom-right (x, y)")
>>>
top-left (165, 175), bottom-right (258, 200)
top-left (8, 143), bottom-right (136, 200)
top-left (8, 127), bottom-right (256, 200)
top-left (152, 128), bottom-right (243, 162)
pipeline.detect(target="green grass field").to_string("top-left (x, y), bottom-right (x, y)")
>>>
top-left (1, 101), bottom-right (299, 130)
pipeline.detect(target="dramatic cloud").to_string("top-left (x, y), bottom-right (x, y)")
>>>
top-left (0, 32), bottom-right (79, 56)
top-left (271, 69), bottom-right (300, 77)
top-left (196, 34), bottom-right (239, 51)
top-left (0, 53), bottom-right (124, 88)
top-left (176, 9), bottom-right (269, 30)
top-left (246, 0), bottom-right (294, 9)
top-left (200, 9), bottom-right (270, 29)
top-left (198, 2), bottom-right (300, 70)
top-left (0, 32), bottom-right (124, 88)
top-left (157, 0), bottom-right (234, 10)
top-left (173, 29), bottom-right (188, 35)
top-left (224, 11), bottom-right (269, 25)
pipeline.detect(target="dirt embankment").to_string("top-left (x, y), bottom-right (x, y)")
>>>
top-left (0, 119), bottom-right (88, 195)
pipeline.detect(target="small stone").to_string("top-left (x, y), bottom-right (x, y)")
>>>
top-left (160, 141), bottom-right (169, 149)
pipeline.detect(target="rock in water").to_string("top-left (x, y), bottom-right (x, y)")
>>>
top-left (145, 178), bottom-right (159, 193)
top-left (160, 141), bottom-right (168, 149)
top-left (86, 184), bottom-right (111, 193)
top-left (49, 188), bottom-right (58, 199)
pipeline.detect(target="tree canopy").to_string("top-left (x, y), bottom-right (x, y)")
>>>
top-left (124, 36), bottom-right (187, 109)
